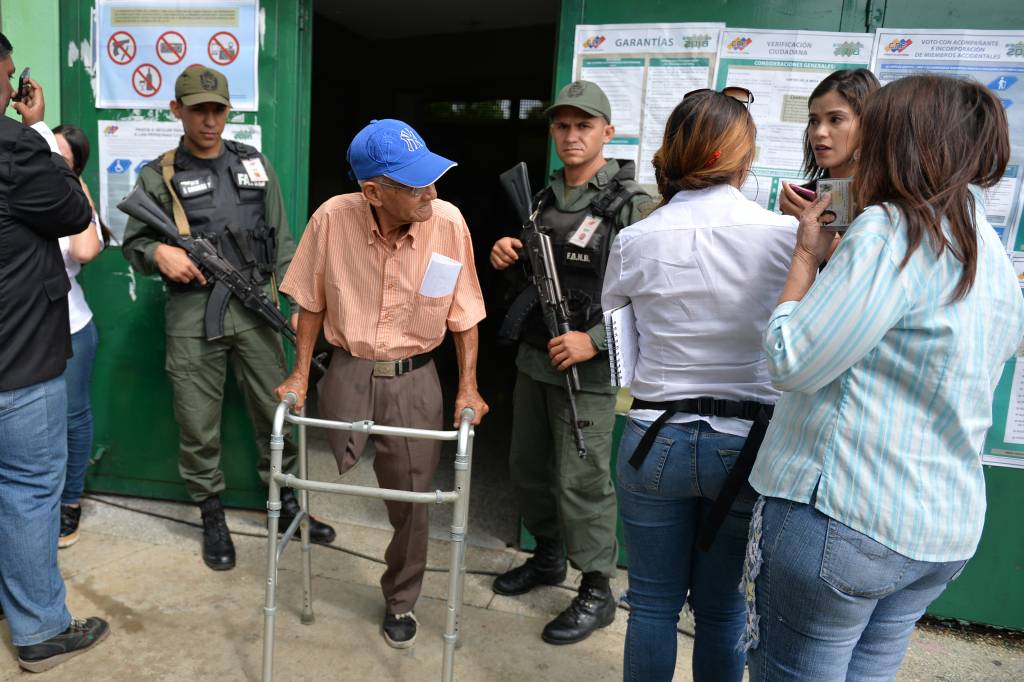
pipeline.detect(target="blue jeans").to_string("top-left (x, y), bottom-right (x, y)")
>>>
top-left (746, 496), bottom-right (967, 681)
top-left (0, 376), bottom-right (73, 645)
top-left (62, 319), bottom-right (98, 505)
top-left (616, 418), bottom-right (754, 682)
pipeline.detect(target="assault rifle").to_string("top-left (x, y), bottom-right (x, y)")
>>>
top-left (499, 162), bottom-right (588, 458)
top-left (118, 187), bottom-right (325, 372)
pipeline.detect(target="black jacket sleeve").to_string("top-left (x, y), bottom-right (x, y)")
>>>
top-left (9, 126), bottom-right (92, 239)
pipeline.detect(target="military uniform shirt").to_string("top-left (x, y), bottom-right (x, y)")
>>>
top-left (516, 159), bottom-right (652, 394)
top-left (121, 141), bottom-right (295, 337)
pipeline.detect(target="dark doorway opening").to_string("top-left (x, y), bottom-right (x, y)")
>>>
top-left (307, 1), bottom-right (559, 546)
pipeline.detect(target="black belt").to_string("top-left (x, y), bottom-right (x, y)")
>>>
top-left (629, 396), bottom-right (774, 551)
top-left (371, 353), bottom-right (432, 378)
top-left (631, 398), bottom-right (769, 421)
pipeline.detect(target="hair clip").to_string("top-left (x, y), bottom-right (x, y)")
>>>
top-left (704, 150), bottom-right (722, 169)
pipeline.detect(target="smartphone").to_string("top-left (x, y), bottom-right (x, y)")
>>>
top-left (789, 184), bottom-right (817, 201)
top-left (11, 67), bottom-right (30, 102)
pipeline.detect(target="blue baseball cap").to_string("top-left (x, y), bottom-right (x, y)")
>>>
top-left (346, 119), bottom-right (456, 188)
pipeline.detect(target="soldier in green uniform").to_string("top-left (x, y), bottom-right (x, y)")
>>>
top-left (121, 66), bottom-right (335, 571)
top-left (489, 80), bottom-right (652, 644)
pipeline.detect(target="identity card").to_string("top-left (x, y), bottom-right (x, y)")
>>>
top-left (818, 178), bottom-right (853, 230)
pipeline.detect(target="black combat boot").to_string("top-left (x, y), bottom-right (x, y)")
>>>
top-left (199, 496), bottom-right (236, 571)
top-left (493, 536), bottom-right (567, 596)
top-left (541, 571), bottom-right (617, 645)
top-left (279, 488), bottom-right (337, 545)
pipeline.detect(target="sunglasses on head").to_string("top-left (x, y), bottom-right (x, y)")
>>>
top-left (683, 86), bottom-right (755, 108)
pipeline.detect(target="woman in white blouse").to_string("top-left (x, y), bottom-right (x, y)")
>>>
top-left (601, 88), bottom-right (797, 682)
top-left (53, 125), bottom-right (104, 549)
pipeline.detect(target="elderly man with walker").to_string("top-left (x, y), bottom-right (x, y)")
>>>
top-left (275, 118), bottom-right (488, 649)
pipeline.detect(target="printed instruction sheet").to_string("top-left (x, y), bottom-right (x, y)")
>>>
top-left (97, 119), bottom-right (262, 241)
top-left (571, 23), bottom-right (724, 188)
top-left (873, 29), bottom-right (1024, 248)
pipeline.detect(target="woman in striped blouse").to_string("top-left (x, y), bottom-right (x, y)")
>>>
top-left (743, 74), bottom-right (1024, 680)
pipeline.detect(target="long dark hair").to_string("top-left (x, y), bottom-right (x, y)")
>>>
top-left (53, 124), bottom-right (91, 175)
top-left (802, 69), bottom-right (880, 181)
top-left (54, 124), bottom-right (113, 245)
top-left (653, 91), bottom-right (756, 206)
top-left (854, 74), bottom-right (1009, 301)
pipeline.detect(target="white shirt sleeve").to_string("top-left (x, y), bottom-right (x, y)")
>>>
top-left (601, 233), bottom-right (630, 312)
top-left (29, 121), bottom-right (61, 155)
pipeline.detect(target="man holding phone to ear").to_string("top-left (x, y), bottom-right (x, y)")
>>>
top-left (0, 31), bottom-right (111, 672)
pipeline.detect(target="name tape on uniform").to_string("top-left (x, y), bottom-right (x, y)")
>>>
top-left (178, 177), bottom-right (213, 197)
top-left (235, 171), bottom-right (266, 188)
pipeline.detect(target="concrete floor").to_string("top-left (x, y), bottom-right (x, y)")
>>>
top-left (1, 440), bottom-right (1022, 680)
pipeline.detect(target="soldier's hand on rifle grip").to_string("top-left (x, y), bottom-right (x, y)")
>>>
top-left (489, 236), bottom-right (523, 270)
top-left (154, 243), bottom-right (207, 285)
top-left (548, 331), bottom-right (599, 371)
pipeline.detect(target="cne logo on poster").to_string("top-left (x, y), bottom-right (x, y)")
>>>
top-left (727, 36), bottom-right (753, 52)
top-left (833, 41), bottom-right (864, 57)
top-left (886, 38), bottom-right (913, 54)
top-left (582, 35), bottom-right (606, 49)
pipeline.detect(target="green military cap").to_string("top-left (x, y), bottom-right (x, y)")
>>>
top-left (175, 65), bottom-right (231, 106)
top-left (544, 80), bottom-right (612, 122)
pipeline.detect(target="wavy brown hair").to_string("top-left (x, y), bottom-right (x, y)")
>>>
top-left (653, 91), bottom-right (756, 205)
top-left (854, 75), bottom-right (1009, 301)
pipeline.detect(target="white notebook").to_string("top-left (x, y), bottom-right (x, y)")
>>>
top-left (604, 302), bottom-right (639, 387)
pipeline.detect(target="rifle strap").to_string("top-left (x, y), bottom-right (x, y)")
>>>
top-left (696, 406), bottom-right (772, 552)
top-left (626, 398), bottom-right (772, 551)
top-left (203, 281), bottom-right (232, 341)
top-left (270, 273), bottom-right (281, 308)
top-left (160, 150), bottom-right (191, 237)
top-left (498, 284), bottom-right (539, 342)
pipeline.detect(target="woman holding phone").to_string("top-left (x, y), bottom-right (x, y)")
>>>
top-left (778, 68), bottom-right (879, 217)
top-left (602, 88), bottom-right (797, 682)
top-left (53, 124), bottom-right (105, 548)
top-left (744, 74), bottom-right (1024, 680)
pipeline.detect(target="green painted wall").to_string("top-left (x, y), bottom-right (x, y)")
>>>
top-left (0, 0), bottom-right (61, 127)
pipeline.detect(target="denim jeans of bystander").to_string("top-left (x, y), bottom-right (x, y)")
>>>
top-left (616, 417), bottom-right (754, 682)
top-left (0, 376), bottom-right (73, 645)
top-left (746, 496), bottom-right (967, 681)
top-left (62, 319), bottom-right (98, 505)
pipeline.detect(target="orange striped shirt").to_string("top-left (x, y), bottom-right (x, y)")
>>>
top-left (280, 193), bottom-right (486, 361)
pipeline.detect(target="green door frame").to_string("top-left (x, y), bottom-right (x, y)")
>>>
top-left (58, 0), bottom-right (313, 509)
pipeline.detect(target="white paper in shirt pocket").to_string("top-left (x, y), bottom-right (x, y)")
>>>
top-left (419, 252), bottom-right (463, 298)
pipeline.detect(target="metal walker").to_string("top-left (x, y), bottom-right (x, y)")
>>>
top-left (262, 392), bottom-right (476, 682)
